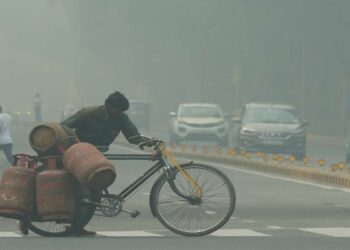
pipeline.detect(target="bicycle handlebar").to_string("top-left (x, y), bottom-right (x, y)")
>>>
top-left (136, 136), bottom-right (164, 150)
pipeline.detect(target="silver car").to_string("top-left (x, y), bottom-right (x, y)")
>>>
top-left (232, 103), bottom-right (309, 160)
top-left (169, 103), bottom-right (229, 146)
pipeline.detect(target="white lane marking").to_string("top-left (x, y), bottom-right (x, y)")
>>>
top-left (299, 227), bottom-right (350, 237)
top-left (98, 231), bottom-right (164, 237)
top-left (211, 229), bottom-right (269, 237)
top-left (242, 220), bottom-right (256, 223)
top-left (267, 226), bottom-right (284, 230)
top-left (0, 232), bottom-right (22, 237)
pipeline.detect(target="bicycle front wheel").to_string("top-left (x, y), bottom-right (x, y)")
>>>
top-left (151, 163), bottom-right (235, 236)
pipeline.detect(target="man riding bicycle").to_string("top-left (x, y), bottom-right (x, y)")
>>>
top-left (61, 91), bottom-right (160, 236)
top-left (18, 91), bottom-right (159, 236)
top-left (60, 91), bottom-right (160, 236)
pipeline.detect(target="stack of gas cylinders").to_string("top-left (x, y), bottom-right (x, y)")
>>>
top-left (0, 123), bottom-right (116, 221)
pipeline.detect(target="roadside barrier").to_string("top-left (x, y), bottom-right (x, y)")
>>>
top-left (115, 139), bottom-right (350, 189)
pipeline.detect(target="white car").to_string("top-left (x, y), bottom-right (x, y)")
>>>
top-left (169, 103), bottom-right (229, 146)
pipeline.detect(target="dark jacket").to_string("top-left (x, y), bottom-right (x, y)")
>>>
top-left (61, 105), bottom-right (143, 146)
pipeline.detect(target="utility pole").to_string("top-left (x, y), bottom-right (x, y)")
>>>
top-left (233, 66), bottom-right (241, 111)
top-left (301, 40), bottom-right (306, 117)
top-left (300, 0), bottom-right (306, 117)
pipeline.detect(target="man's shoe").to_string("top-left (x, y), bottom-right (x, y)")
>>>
top-left (16, 220), bottom-right (29, 236)
top-left (71, 228), bottom-right (96, 237)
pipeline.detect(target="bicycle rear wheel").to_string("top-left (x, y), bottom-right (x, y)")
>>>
top-left (24, 189), bottom-right (99, 237)
top-left (24, 218), bottom-right (74, 237)
top-left (151, 163), bottom-right (235, 236)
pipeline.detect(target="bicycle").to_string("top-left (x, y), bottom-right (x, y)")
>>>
top-left (22, 139), bottom-right (236, 237)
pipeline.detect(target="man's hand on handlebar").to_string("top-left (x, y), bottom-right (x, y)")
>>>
top-left (137, 136), bottom-right (164, 150)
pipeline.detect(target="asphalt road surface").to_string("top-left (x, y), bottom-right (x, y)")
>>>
top-left (0, 124), bottom-right (350, 250)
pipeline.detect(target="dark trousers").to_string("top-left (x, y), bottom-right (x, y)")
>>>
top-left (0, 143), bottom-right (13, 165)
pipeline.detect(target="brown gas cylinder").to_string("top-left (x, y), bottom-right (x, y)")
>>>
top-left (63, 142), bottom-right (116, 191)
top-left (36, 169), bottom-right (77, 221)
top-left (0, 167), bottom-right (36, 219)
top-left (29, 123), bottom-right (78, 156)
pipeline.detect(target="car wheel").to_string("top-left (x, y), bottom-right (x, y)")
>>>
top-left (294, 151), bottom-right (306, 161)
top-left (233, 137), bottom-right (241, 153)
top-left (169, 133), bottom-right (180, 145)
top-left (217, 137), bottom-right (228, 147)
top-left (346, 153), bottom-right (350, 164)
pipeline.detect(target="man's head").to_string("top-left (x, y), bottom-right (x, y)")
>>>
top-left (105, 91), bottom-right (129, 118)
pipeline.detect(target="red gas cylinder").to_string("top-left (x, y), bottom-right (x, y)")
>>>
top-left (29, 123), bottom-right (78, 156)
top-left (63, 142), bottom-right (116, 191)
top-left (36, 169), bottom-right (77, 221)
top-left (0, 167), bottom-right (36, 219)
top-left (13, 154), bottom-right (37, 169)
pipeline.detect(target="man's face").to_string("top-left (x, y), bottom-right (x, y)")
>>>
top-left (107, 106), bottom-right (122, 118)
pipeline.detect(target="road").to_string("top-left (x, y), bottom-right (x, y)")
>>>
top-left (142, 126), bottom-right (348, 172)
top-left (0, 124), bottom-right (350, 250)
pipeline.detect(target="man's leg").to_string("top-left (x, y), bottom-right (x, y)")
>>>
top-left (2, 143), bottom-right (13, 165)
top-left (17, 220), bottom-right (29, 235)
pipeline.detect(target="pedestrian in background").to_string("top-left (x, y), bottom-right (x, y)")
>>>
top-left (34, 93), bottom-right (42, 122)
top-left (0, 106), bottom-right (13, 165)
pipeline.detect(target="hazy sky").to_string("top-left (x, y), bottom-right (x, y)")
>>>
top-left (0, 0), bottom-right (77, 118)
top-left (0, 0), bottom-right (349, 135)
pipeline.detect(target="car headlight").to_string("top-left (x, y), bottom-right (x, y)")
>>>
top-left (241, 128), bottom-right (257, 135)
top-left (177, 120), bottom-right (187, 125)
top-left (292, 128), bottom-right (305, 136)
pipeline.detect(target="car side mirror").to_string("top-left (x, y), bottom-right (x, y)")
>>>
top-left (169, 112), bottom-right (176, 117)
top-left (232, 117), bottom-right (241, 123)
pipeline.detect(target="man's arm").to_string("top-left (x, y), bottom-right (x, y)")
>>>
top-left (120, 114), bottom-right (161, 148)
top-left (120, 114), bottom-right (143, 144)
top-left (61, 109), bottom-right (86, 129)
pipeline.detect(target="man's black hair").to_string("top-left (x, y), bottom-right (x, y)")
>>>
top-left (105, 91), bottom-right (129, 111)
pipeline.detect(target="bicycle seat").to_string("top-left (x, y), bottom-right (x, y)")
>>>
top-left (95, 145), bottom-right (109, 152)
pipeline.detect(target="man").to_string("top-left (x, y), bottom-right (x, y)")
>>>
top-left (0, 106), bottom-right (13, 165)
top-left (60, 91), bottom-right (159, 236)
top-left (33, 93), bottom-right (42, 122)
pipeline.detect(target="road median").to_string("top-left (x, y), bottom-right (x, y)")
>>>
top-left (115, 138), bottom-right (350, 189)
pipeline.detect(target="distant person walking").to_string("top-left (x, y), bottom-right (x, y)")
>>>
top-left (0, 106), bottom-right (13, 165)
top-left (34, 93), bottom-right (42, 122)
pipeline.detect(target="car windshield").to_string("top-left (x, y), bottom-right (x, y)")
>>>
top-left (180, 106), bottom-right (222, 118)
top-left (243, 107), bottom-right (300, 124)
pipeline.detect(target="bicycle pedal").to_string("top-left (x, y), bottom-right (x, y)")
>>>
top-left (131, 210), bottom-right (140, 218)
top-left (122, 209), bottom-right (140, 218)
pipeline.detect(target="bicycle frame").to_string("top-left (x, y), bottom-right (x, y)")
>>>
top-left (104, 152), bottom-right (196, 202)
top-left (104, 153), bottom-right (164, 200)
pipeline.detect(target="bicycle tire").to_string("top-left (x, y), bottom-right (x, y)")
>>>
top-left (23, 217), bottom-right (75, 237)
top-left (24, 192), bottom-right (120, 237)
top-left (24, 194), bottom-right (99, 237)
top-left (150, 163), bottom-right (235, 236)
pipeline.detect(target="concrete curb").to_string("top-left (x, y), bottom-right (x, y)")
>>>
top-left (115, 140), bottom-right (350, 189)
